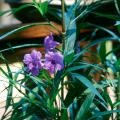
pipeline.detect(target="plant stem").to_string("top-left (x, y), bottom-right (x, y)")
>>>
top-left (61, 0), bottom-right (66, 52)
top-left (61, 0), bottom-right (66, 109)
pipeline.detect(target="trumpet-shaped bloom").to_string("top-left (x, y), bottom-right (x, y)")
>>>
top-left (44, 52), bottom-right (64, 74)
top-left (23, 50), bottom-right (43, 76)
top-left (44, 33), bottom-right (60, 52)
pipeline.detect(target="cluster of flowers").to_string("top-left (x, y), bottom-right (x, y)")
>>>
top-left (23, 34), bottom-right (64, 76)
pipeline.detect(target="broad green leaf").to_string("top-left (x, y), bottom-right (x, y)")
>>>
top-left (75, 93), bottom-right (95, 120)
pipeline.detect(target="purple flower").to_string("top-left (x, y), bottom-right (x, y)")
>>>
top-left (23, 50), bottom-right (43, 76)
top-left (44, 33), bottom-right (60, 52)
top-left (44, 52), bottom-right (64, 74)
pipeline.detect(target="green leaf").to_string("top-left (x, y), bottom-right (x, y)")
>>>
top-left (60, 108), bottom-right (68, 120)
top-left (33, 0), bottom-right (48, 16)
top-left (97, 42), bottom-right (106, 64)
top-left (0, 22), bottom-right (49, 40)
top-left (115, 58), bottom-right (120, 71)
top-left (50, 71), bottom-right (63, 103)
top-left (0, 55), bottom-right (13, 110)
top-left (71, 73), bottom-right (106, 103)
top-left (71, 1), bottom-right (101, 23)
top-left (102, 89), bottom-right (113, 108)
top-left (75, 93), bottom-right (95, 120)
top-left (70, 37), bottom-right (118, 66)
top-left (113, 100), bottom-right (120, 108)
top-left (67, 65), bottom-right (90, 72)
top-left (29, 75), bottom-right (49, 99)
top-left (39, 1), bottom-right (49, 15)
top-left (88, 23), bottom-right (119, 40)
top-left (0, 44), bottom-right (42, 53)
top-left (48, 7), bottom-right (62, 22)
top-left (88, 109), bottom-right (120, 120)
top-left (67, 61), bottom-right (106, 73)
top-left (64, 4), bottom-right (77, 56)
top-left (64, 50), bottom-right (74, 65)
top-left (92, 12), bottom-right (120, 21)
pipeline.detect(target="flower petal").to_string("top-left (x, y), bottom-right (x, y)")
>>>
top-left (23, 54), bottom-right (32, 65)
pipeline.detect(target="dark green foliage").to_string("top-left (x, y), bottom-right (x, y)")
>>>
top-left (1, 0), bottom-right (120, 120)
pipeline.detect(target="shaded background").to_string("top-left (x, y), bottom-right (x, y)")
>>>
top-left (0, 0), bottom-right (20, 27)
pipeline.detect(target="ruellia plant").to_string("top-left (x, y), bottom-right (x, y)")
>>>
top-left (1, 0), bottom-right (120, 119)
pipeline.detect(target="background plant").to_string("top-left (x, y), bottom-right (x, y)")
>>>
top-left (0, 0), bottom-right (120, 120)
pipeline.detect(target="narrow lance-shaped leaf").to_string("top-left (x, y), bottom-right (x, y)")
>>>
top-left (0, 55), bottom-right (13, 110)
top-left (70, 37), bottom-right (118, 66)
top-left (64, 4), bottom-right (77, 56)
top-left (75, 93), bottom-right (95, 120)
top-left (92, 12), bottom-right (120, 21)
top-left (0, 22), bottom-right (49, 40)
top-left (33, 0), bottom-right (48, 16)
top-left (71, 73), bottom-right (106, 104)
top-left (88, 109), bottom-right (120, 120)
top-left (0, 44), bottom-right (42, 53)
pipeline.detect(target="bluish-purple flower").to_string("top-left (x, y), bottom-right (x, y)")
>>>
top-left (23, 50), bottom-right (43, 76)
top-left (44, 33), bottom-right (60, 52)
top-left (44, 52), bottom-right (64, 74)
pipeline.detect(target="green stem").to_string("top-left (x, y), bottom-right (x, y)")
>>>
top-left (61, 0), bottom-right (66, 109)
top-left (61, 0), bottom-right (66, 52)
